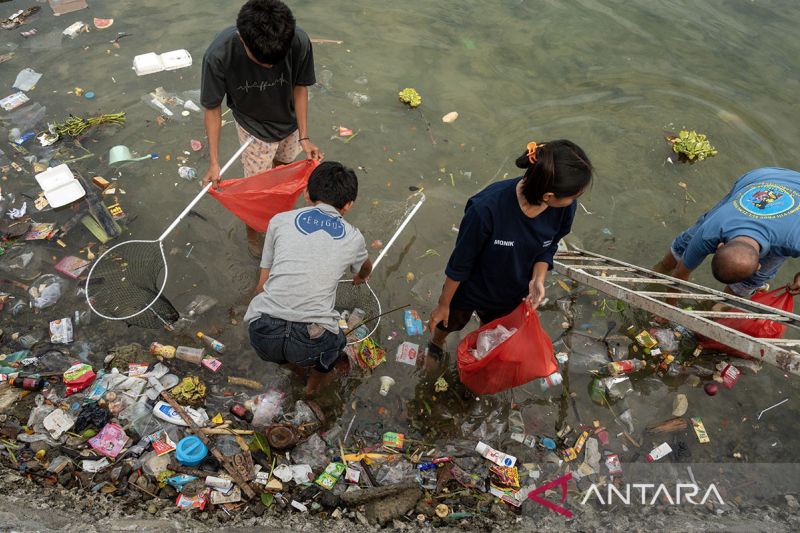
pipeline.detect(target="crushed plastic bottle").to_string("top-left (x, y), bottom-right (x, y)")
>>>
top-left (184, 294), bottom-right (217, 317)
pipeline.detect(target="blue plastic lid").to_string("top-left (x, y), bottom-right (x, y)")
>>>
top-left (176, 436), bottom-right (208, 466)
top-left (84, 91), bottom-right (95, 100)
top-left (540, 437), bottom-right (557, 450)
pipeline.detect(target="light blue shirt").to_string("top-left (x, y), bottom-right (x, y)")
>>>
top-left (682, 167), bottom-right (800, 269)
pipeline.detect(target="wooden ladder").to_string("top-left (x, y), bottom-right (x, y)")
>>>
top-left (553, 248), bottom-right (800, 376)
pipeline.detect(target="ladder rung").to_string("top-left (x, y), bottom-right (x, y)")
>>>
top-left (600, 277), bottom-right (674, 284)
top-left (638, 292), bottom-right (721, 300)
top-left (569, 265), bottom-right (636, 271)
top-left (687, 310), bottom-right (790, 321)
top-left (758, 338), bottom-right (800, 346)
top-left (556, 255), bottom-right (604, 261)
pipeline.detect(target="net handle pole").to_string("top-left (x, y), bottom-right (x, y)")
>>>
top-left (158, 137), bottom-right (254, 242)
top-left (372, 193), bottom-right (425, 271)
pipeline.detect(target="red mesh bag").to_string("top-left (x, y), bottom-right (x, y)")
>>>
top-left (457, 303), bottom-right (558, 395)
top-left (700, 287), bottom-right (795, 356)
top-left (209, 160), bottom-right (318, 232)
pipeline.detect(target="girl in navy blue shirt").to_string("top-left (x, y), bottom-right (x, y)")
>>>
top-left (424, 140), bottom-right (593, 368)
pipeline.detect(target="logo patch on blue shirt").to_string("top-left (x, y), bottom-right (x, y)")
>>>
top-left (295, 208), bottom-right (346, 239)
top-left (735, 183), bottom-right (800, 219)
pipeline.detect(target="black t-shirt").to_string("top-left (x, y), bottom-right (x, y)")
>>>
top-left (445, 177), bottom-right (577, 313)
top-left (201, 26), bottom-right (316, 142)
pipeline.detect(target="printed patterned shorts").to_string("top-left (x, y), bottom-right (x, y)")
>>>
top-left (235, 122), bottom-right (302, 177)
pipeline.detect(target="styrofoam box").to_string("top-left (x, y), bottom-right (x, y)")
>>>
top-left (133, 52), bottom-right (163, 76)
top-left (133, 50), bottom-right (192, 76)
top-left (35, 164), bottom-right (85, 208)
top-left (160, 49), bottom-right (192, 71)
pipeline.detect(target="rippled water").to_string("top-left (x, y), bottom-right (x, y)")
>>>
top-left (1, 0), bottom-right (800, 467)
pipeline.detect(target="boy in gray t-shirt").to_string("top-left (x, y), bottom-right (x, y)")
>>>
top-left (245, 161), bottom-right (372, 395)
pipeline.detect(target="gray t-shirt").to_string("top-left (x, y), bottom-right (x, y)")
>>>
top-left (244, 203), bottom-right (368, 332)
top-left (201, 26), bottom-right (316, 142)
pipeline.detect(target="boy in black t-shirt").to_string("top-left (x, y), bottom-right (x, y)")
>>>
top-left (201, 0), bottom-right (322, 257)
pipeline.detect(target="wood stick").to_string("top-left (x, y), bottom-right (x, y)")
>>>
top-left (160, 391), bottom-right (256, 500)
top-left (200, 428), bottom-right (254, 436)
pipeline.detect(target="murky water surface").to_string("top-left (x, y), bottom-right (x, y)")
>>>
top-left (2, 0), bottom-right (800, 473)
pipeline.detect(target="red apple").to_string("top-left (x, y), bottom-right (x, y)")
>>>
top-left (704, 383), bottom-right (718, 396)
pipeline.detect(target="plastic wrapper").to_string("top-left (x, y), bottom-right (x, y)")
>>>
top-left (291, 433), bottom-right (328, 471)
top-left (49, 318), bottom-right (74, 344)
top-left (63, 363), bottom-right (95, 395)
top-left (377, 460), bottom-right (414, 485)
top-left (88, 422), bottom-right (128, 458)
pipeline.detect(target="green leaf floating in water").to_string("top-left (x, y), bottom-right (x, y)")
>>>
top-left (261, 493), bottom-right (274, 508)
top-left (667, 130), bottom-right (718, 162)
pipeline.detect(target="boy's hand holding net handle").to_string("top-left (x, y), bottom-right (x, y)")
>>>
top-left (160, 390), bottom-right (257, 500)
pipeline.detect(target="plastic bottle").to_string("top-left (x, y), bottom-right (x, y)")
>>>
top-left (540, 371), bottom-right (563, 390)
top-left (185, 295), bottom-right (217, 317)
top-left (475, 441), bottom-right (517, 467)
top-left (9, 376), bottom-right (45, 391)
top-left (346, 308), bottom-right (366, 329)
top-left (597, 359), bottom-right (646, 376)
top-left (175, 346), bottom-right (204, 364)
top-left (196, 332), bottom-right (225, 354)
top-left (152, 401), bottom-right (207, 427)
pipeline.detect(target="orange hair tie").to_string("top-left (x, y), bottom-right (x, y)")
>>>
top-left (526, 141), bottom-right (539, 164)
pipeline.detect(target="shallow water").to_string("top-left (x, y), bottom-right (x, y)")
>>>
top-left (1, 0), bottom-right (800, 476)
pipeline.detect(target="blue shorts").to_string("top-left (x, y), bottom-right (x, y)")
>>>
top-left (671, 224), bottom-right (786, 297)
top-left (249, 314), bottom-right (346, 373)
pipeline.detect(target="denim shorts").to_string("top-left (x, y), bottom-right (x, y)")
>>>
top-left (249, 314), bottom-right (345, 373)
top-left (671, 223), bottom-right (786, 297)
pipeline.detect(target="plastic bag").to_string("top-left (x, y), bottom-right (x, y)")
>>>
top-left (700, 287), bottom-right (795, 356)
top-left (472, 325), bottom-right (517, 360)
top-left (209, 159), bottom-right (318, 232)
top-left (29, 274), bottom-right (62, 309)
top-left (247, 389), bottom-right (287, 427)
top-left (457, 303), bottom-right (558, 395)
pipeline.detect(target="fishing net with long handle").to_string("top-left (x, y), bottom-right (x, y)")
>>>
top-left (85, 139), bottom-right (254, 328)
top-left (335, 192), bottom-right (426, 344)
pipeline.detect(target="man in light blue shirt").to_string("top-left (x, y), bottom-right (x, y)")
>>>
top-left (655, 167), bottom-right (800, 296)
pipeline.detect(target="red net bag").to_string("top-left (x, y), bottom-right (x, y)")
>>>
top-left (209, 159), bottom-right (318, 232)
top-left (457, 302), bottom-right (558, 395)
top-left (700, 287), bottom-right (795, 356)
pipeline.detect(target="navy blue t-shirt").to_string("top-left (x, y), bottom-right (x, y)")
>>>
top-left (446, 177), bottom-right (576, 313)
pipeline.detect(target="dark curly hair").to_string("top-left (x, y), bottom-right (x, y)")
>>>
top-left (307, 162), bottom-right (359, 209)
top-left (236, 0), bottom-right (296, 65)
